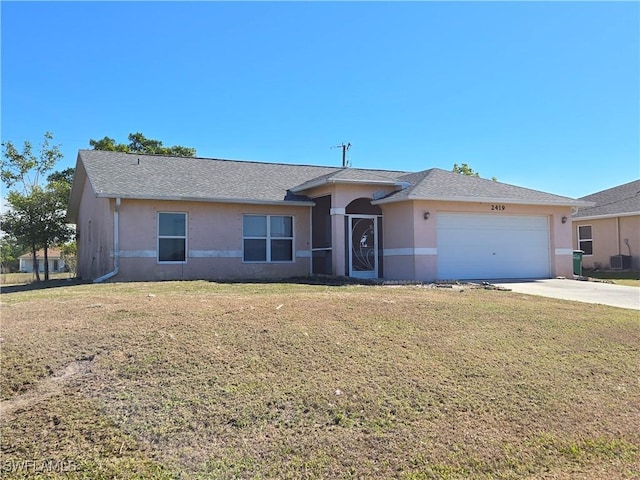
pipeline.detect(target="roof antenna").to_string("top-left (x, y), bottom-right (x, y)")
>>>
top-left (332, 142), bottom-right (351, 168)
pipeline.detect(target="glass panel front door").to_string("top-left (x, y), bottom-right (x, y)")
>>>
top-left (349, 216), bottom-right (377, 278)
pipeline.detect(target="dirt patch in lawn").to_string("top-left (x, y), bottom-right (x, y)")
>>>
top-left (0, 357), bottom-right (94, 418)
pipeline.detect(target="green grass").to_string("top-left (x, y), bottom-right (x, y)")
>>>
top-left (584, 270), bottom-right (640, 287)
top-left (1, 281), bottom-right (639, 479)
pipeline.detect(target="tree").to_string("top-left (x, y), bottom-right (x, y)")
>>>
top-left (452, 163), bottom-right (480, 177)
top-left (47, 167), bottom-right (75, 186)
top-left (60, 241), bottom-right (77, 276)
top-left (452, 163), bottom-right (498, 182)
top-left (0, 236), bottom-right (23, 273)
top-left (89, 132), bottom-right (196, 157)
top-left (1, 133), bottom-right (73, 281)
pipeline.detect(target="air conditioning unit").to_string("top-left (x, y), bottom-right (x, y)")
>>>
top-left (610, 255), bottom-right (632, 270)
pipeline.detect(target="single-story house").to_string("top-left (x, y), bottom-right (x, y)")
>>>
top-left (572, 179), bottom-right (640, 271)
top-left (67, 150), bottom-right (590, 283)
top-left (19, 247), bottom-right (66, 273)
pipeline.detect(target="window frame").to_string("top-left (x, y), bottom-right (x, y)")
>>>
top-left (157, 212), bottom-right (188, 264)
top-left (577, 224), bottom-right (593, 256)
top-left (242, 214), bottom-right (295, 263)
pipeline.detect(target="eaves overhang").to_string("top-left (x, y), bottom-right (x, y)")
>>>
top-left (290, 178), bottom-right (400, 193)
top-left (93, 193), bottom-right (316, 207)
top-left (572, 211), bottom-right (640, 221)
top-left (372, 195), bottom-right (593, 208)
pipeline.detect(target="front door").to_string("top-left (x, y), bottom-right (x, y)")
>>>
top-left (349, 216), bottom-right (378, 278)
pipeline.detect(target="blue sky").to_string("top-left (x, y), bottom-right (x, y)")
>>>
top-left (2, 1), bottom-right (638, 199)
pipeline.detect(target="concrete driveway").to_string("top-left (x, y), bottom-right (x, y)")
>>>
top-left (493, 279), bottom-right (640, 310)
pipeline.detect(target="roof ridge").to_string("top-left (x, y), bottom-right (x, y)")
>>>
top-left (79, 149), bottom-right (409, 174)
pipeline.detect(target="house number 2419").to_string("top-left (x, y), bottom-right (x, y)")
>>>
top-left (491, 204), bottom-right (506, 211)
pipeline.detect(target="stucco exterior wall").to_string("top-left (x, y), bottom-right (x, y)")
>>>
top-left (381, 200), bottom-right (574, 281)
top-left (304, 183), bottom-right (396, 276)
top-left (573, 215), bottom-right (640, 270)
top-left (75, 177), bottom-right (579, 282)
top-left (113, 199), bottom-right (312, 282)
top-left (76, 176), bottom-right (113, 280)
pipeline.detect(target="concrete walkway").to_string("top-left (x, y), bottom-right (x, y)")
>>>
top-left (493, 279), bottom-right (640, 310)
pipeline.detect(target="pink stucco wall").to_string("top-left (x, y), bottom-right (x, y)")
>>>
top-left (76, 173), bottom-right (577, 282)
top-left (305, 183), bottom-right (396, 276)
top-left (114, 199), bottom-right (312, 282)
top-left (76, 173), bottom-right (114, 280)
top-left (572, 215), bottom-right (640, 270)
top-left (380, 200), bottom-right (574, 282)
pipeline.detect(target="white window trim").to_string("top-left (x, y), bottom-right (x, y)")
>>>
top-left (157, 212), bottom-right (188, 264)
top-left (577, 224), bottom-right (593, 256)
top-left (243, 214), bottom-right (295, 263)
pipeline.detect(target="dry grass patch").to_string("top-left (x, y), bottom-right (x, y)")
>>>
top-left (1, 281), bottom-right (639, 479)
top-left (0, 272), bottom-right (74, 286)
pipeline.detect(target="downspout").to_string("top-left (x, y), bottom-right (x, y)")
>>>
top-left (94, 197), bottom-right (120, 283)
top-left (616, 216), bottom-right (620, 255)
top-left (309, 207), bottom-right (313, 275)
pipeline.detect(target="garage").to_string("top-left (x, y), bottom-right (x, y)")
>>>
top-left (437, 213), bottom-right (551, 280)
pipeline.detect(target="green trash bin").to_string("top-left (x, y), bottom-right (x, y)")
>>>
top-left (573, 250), bottom-right (584, 276)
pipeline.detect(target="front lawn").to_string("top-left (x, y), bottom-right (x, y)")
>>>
top-left (1, 281), bottom-right (638, 479)
top-left (584, 270), bottom-right (640, 287)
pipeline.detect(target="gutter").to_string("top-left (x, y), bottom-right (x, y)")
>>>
top-left (94, 197), bottom-right (120, 283)
top-left (372, 195), bottom-right (593, 208)
top-left (571, 211), bottom-right (640, 221)
top-left (94, 193), bottom-right (315, 207)
top-left (290, 178), bottom-right (399, 193)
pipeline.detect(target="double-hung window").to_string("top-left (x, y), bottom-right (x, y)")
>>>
top-left (577, 225), bottom-right (593, 255)
top-left (158, 212), bottom-right (187, 262)
top-left (243, 215), bottom-right (293, 262)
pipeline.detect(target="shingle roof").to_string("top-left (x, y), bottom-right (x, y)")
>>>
top-left (573, 179), bottom-right (640, 219)
top-left (75, 149), bottom-right (340, 204)
top-left (290, 167), bottom-right (407, 192)
top-left (68, 150), bottom-right (587, 222)
top-left (19, 248), bottom-right (62, 259)
top-left (374, 168), bottom-right (587, 206)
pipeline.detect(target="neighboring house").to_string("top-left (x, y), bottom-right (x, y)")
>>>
top-left (19, 248), bottom-right (66, 273)
top-left (67, 150), bottom-right (589, 283)
top-left (572, 180), bottom-right (640, 271)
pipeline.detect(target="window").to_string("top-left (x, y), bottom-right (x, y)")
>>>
top-left (577, 225), bottom-right (593, 255)
top-left (158, 212), bottom-right (187, 262)
top-left (243, 215), bottom-right (293, 262)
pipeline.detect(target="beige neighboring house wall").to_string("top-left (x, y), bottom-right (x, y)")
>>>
top-left (573, 215), bottom-right (640, 270)
top-left (572, 179), bottom-right (640, 271)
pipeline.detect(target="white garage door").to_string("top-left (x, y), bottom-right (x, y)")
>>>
top-left (437, 213), bottom-right (550, 280)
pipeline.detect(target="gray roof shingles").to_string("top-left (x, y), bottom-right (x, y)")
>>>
top-left (383, 168), bottom-right (585, 206)
top-left (79, 150), bottom-right (339, 204)
top-left (72, 150), bottom-right (586, 214)
top-left (573, 179), bottom-right (640, 218)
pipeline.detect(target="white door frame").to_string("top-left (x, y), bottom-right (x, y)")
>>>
top-left (348, 215), bottom-right (379, 278)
